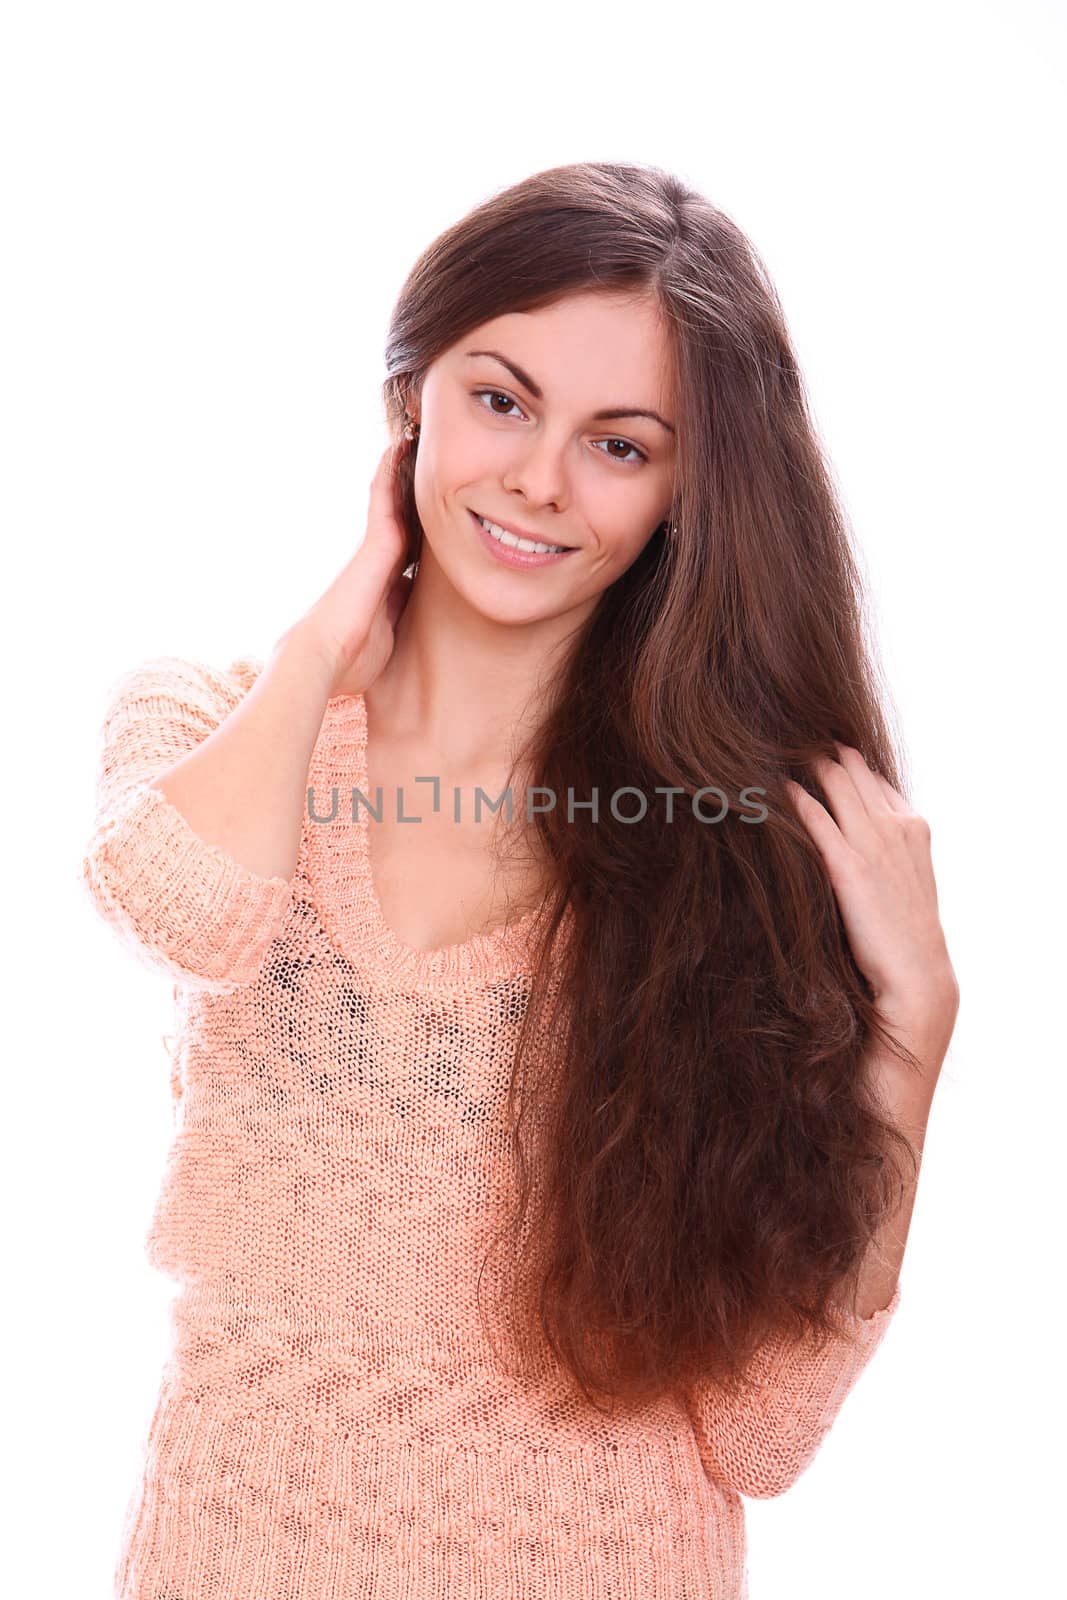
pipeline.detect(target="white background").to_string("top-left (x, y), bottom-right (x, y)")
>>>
top-left (4, 2), bottom-right (1063, 1595)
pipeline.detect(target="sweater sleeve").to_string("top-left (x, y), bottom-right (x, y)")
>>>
top-left (79, 653), bottom-right (294, 994)
top-left (681, 1279), bottom-right (901, 1500)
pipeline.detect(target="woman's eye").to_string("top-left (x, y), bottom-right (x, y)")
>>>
top-left (473, 388), bottom-right (522, 419)
top-left (592, 438), bottom-right (647, 466)
top-left (471, 389), bottom-right (647, 466)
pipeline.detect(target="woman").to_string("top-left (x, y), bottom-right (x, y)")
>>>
top-left (82, 160), bottom-right (959, 1599)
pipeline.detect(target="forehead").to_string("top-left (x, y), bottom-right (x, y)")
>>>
top-left (445, 290), bottom-right (675, 410)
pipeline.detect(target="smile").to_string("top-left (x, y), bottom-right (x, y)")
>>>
top-left (474, 512), bottom-right (574, 554)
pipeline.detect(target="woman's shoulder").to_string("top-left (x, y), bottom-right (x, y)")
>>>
top-left (224, 654), bottom-right (268, 694)
top-left (99, 651), bottom-right (267, 723)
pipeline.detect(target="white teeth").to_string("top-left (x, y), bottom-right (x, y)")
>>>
top-left (477, 515), bottom-right (569, 555)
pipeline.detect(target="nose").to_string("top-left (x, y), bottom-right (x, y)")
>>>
top-left (500, 429), bottom-right (572, 515)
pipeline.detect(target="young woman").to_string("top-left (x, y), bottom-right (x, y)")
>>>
top-left (83, 160), bottom-right (959, 1600)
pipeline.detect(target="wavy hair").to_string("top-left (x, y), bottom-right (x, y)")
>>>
top-left (380, 161), bottom-right (922, 1415)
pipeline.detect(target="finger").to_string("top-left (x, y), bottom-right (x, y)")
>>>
top-left (784, 777), bottom-right (848, 867)
top-left (870, 769), bottom-right (909, 813)
top-left (373, 441), bottom-right (402, 486)
top-left (831, 742), bottom-right (896, 816)
top-left (810, 750), bottom-right (879, 852)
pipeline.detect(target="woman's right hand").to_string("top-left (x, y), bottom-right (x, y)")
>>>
top-left (286, 440), bottom-right (415, 699)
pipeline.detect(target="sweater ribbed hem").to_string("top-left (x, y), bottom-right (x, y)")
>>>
top-left (115, 1380), bottom-right (749, 1599)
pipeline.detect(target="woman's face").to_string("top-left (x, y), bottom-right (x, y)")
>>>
top-left (407, 289), bottom-right (677, 626)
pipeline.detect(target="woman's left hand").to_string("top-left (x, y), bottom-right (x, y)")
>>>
top-left (785, 742), bottom-right (959, 1094)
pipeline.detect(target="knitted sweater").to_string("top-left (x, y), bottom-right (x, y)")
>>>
top-left (81, 654), bottom-right (901, 1600)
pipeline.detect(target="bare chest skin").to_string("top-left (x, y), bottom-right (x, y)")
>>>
top-left (363, 734), bottom-right (547, 953)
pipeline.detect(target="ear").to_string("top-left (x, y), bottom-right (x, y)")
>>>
top-left (401, 379), bottom-right (423, 432)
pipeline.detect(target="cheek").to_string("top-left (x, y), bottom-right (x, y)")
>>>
top-left (588, 522), bottom-right (663, 585)
top-left (419, 426), bottom-right (487, 499)
top-left (598, 516), bottom-right (661, 562)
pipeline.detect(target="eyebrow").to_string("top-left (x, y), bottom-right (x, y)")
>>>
top-left (463, 349), bottom-right (676, 435)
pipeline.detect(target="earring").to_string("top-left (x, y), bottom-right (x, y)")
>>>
top-left (403, 418), bottom-right (420, 442)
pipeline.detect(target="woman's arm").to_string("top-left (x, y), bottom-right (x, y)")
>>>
top-left (682, 1273), bottom-right (901, 1501)
top-left (79, 625), bottom-right (335, 992)
top-left (682, 1024), bottom-right (946, 1501)
top-left (80, 445), bottom-right (413, 992)
top-left (848, 1014), bottom-right (948, 1320)
top-left (685, 722), bottom-right (960, 1500)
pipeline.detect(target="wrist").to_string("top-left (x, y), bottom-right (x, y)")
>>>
top-left (876, 964), bottom-right (959, 1035)
top-left (272, 619), bottom-right (342, 690)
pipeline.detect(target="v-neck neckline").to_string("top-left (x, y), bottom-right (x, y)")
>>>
top-left (303, 690), bottom-right (553, 987)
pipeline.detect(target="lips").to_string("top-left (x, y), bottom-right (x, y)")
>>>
top-left (474, 511), bottom-right (575, 550)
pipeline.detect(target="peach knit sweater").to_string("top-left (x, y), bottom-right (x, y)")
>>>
top-left (81, 654), bottom-right (901, 1600)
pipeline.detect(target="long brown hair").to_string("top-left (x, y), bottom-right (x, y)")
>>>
top-left (381, 161), bottom-right (922, 1416)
